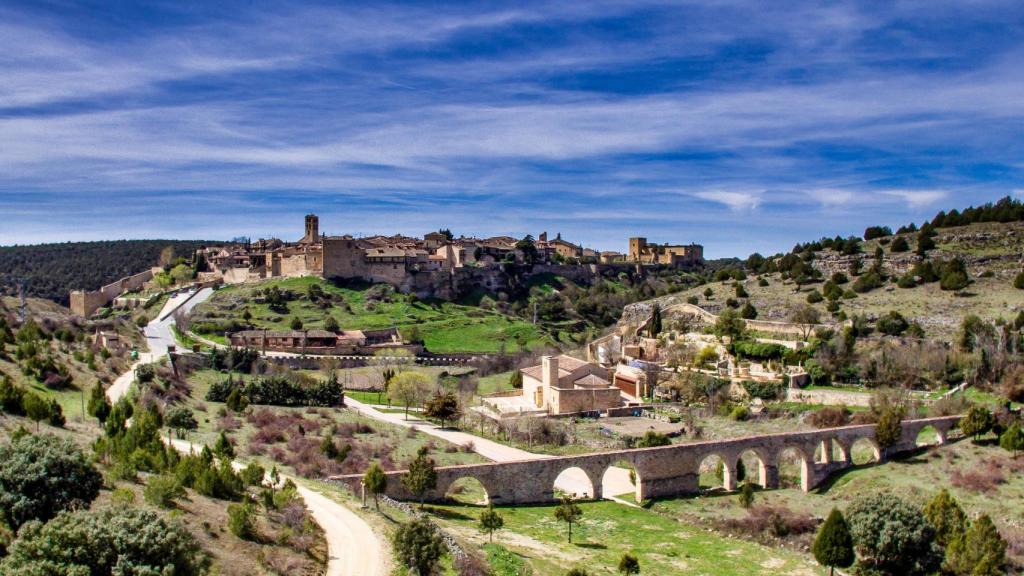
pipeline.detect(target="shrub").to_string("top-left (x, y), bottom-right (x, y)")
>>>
top-left (807, 406), bottom-right (851, 428)
top-left (960, 405), bottom-right (994, 440)
top-left (392, 518), bottom-right (446, 575)
top-left (813, 509), bottom-right (854, 574)
top-left (227, 501), bottom-right (258, 540)
top-left (890, 236), bottom-right (910, 252)
top-left (144, 474), bottom-right (186, 509)
top-left (636, 431), bottom-right (671, 448)
top-left (741, 380), bottom-right (782, 400)
top-left (1014, 271), bottom-right (1024, 290)
top-left (730, 406), bottom-right (750, 421)
top-left (806, 290), bottom-right (823, 304)
top-left (845, 494), bottom-right (940, 575)
top-left (852, 271), bottom-right (882, 293)
top-left (876, 310), bottom-right (909, 336)
top-left (0, 507), bottom-right (207, 575)
top-left (0, 434), bottom-right (103, 530)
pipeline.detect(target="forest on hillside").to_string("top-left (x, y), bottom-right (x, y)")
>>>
top-left (0, 240), bottom-right (215, 305)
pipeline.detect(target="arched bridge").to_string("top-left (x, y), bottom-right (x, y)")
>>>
top-left (330, 416), bottom-right (959, 504)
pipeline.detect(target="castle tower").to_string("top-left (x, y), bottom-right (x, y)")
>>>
top-left (628, 237), bottom-right (647, 261)
top-left (302, 214), bottom-right (319, 244)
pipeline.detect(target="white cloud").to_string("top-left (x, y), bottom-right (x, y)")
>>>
top-left (807, 189), bottom-right (856, 206)
top-left (883, 189), bottom-right (950, 209)
top-left (691, 190), bottom-right (762, 211)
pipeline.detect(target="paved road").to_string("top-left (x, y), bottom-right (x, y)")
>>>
top-left (345, 398), bottom-right (635, 499)
top-left (107, 288), bottom-right (386, 576)
top-left (108, 288), bottom-right (214, 401)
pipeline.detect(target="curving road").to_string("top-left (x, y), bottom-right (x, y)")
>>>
top-left (108, 287), bottom-right (386, 576)
top-left (344, 398), bottom-right (635, 499)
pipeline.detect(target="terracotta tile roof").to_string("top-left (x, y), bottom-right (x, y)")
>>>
top-left (573, 374), bottom-right (609, 388)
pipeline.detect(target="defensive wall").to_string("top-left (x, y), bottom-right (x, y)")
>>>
top-left (70, 267), bottom-right (159, 317)
top-left (330, 416), bottom-right (959, 504)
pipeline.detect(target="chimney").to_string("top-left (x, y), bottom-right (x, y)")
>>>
top-left (542, 355), bottom-right (559, 391)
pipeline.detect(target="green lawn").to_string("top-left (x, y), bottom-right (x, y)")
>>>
top-left (190, 277), bottom-right (553, 354)
top-left (425, 499), bottom-right (824, 575)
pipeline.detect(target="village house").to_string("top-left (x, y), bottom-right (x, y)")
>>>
top-left (628, 237), bottom-right (704, 267)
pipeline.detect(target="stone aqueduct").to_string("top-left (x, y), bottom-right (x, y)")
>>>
top-left (331, 416), bottom-right (960, 504)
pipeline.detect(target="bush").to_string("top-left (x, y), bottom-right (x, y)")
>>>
top-left (730, 406), bottom-right (750, 421)
top-left (1013, 271), bottom-right (1024, 290)
top-left (144, 474), bottom-right (186, 509)
top-left (845, 494), bottom-right (940, 575)
top-left (732, 341), bottom-right (786, 361)
top-left (806, 290), bottom-right (823, 304)
top-left (740, 380), bottom-right (782, 400)
top-left (0, 507), bottom-right (207, 575)
top-left (852, 271), bottom-right (883, 293)
top-left (807, 406), bottom-right (851, 428)
top-left (392, 518), bottom-right (446, 575)
top-left (890, 236), bottom-right (910, 252)
top-left (636, 431), bottom-right (671, 448)
top-left (0, 434), bottom-right (103, 530)
top-left (876, 310), bottom-right (909, 336)
top-left (227, 501), bottom-right (258, 540)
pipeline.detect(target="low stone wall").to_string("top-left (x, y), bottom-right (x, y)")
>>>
top-left (70, 267), bottom-right (158, 317)
top-left (785, 387), bottom-right (873, 407)
top-left (330, 416), bottom-right (959, 504)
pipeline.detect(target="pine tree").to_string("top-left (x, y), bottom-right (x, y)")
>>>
top-left (648, 304), bottom-right (662, 337)
top-left (509, 370), bottom-right (523, 389)
top-left (923, 489), bottom-right (967, 548)
top-left (945, 514), bottom-right (1007, 576)
top-left (812, 508), bottom-right (854, 576)
top-left (999, 423), bottom-right (1024, 456)
top-left (363, 462), bottom-right (386, 510)
top-left (213, 431), bottom-right (234, 458)
top-left (86, 381), bottom-right (111, 424)
top-left (478, 505), bottom-right (504, 542)
top-left (401, 447), bottom-right (437, 508)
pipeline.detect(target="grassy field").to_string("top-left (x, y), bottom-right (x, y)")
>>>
top-left (424, 499), bottom-right (825, 575)
top-left (190, 277), bottom-right (553, 354)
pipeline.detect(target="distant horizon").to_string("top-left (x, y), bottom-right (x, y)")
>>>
top-left (3, 1), bottom-right (1023, 257)
top-left (3, 192), bottom-right (1021, 259)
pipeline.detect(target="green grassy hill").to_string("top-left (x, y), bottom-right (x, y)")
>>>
top-left (189, 277), bottom-right (554, 354)
top-left (675, 221), bottom-right (1024, 341)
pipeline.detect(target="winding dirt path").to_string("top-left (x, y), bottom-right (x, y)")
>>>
top-left (109, 295), bottom-right (387, 576)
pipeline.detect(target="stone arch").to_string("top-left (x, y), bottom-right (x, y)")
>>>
top-left (850, 436), bottom-right (881, 465)
top-left (601, 459), bottom-right (641, 503)
top-left (553, 466), bottom-right (597, 500)
top-left (915, 424), bottom-right (945, 447)
top-left (813, 438), bottom-right (842, 464)
top-left (776, 446), bottom-right (812, 491)
top-left (735, 448), bottom-right (769, 488)
top-left (444, 476), bottom-right (490, 506)
top-left (697, 453), bottom-right (731, 491)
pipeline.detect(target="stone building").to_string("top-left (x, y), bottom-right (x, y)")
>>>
top-left (628, 237), bottom-right (704, 267)
top-left (499, 355), bottom-right (634, 415)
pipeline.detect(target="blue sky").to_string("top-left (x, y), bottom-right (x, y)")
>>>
top-left (1, 1), bottom-right (1023, 257)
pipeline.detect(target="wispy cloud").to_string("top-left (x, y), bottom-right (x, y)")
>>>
top-left (0, 1), bottom-right (1022, 256)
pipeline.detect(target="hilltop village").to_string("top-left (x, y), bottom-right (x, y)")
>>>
top-left (71, 214), bottom-right (703, 317)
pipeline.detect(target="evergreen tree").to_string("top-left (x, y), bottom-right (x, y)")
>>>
top-left (363, 462), bottom-right (386, 510)
top-left (999, 423), bottom-right (1024, 455)
top-left (923, 489), bottom-right (967, 548)
top-left (812, 508), bottom-right (854, 576)
top-left (479, 505), bottom-right (504, 543)
top-left (509, 370), bottom-right (523, 389)
top-left (738, 482), bottom-right (755, 509)
top-left (392, 518), bottom-right (446, 576)
top-left (401, 447), bottom-right (437, 508)
top-left (740, 302), bottom-right (758, 319)
top-left (617, 553), bottom-right (640, 575)
top-left (213, 431), bottom-right (235, 458)
top-left (945, 514), bottom-right (1007, 576)
top-left (86, 381), bottom-right (111, 424)
top-left (960, 405), bottom-right (994, 441)
top-left (554, 495), bottom-right (583, 543)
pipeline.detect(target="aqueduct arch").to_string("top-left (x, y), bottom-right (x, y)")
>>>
top-left (331, 416), bottom-right (960, 505)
